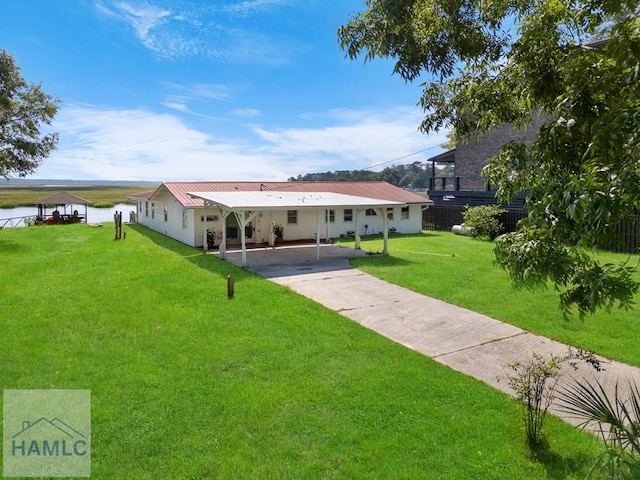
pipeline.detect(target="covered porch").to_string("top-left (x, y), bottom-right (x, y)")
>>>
top-left (188, 191), bottom-right (406, 267)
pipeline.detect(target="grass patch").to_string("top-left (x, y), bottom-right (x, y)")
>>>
top-left (0, 225), bottom-right (601, 478)
top-left (338, 232), bottom-right (640, 366)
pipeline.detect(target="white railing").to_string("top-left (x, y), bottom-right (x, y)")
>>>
top-left (0, 215), bottom-right (37, 228)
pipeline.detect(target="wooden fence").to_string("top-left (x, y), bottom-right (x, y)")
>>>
top-left (607, 216), bottom-right (640, 253)
top-left (423, 205), bottom-right (640, 254)
top-left (422, 205), bottom-right (527, 234)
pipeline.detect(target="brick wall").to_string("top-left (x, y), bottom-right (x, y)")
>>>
top-left (455, 115), bottom-right (548, 190)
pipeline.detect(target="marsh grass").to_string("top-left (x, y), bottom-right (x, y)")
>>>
top-left (0, 225), bottom-right (601, 478)
top-left (339, 232), bottom-right (640, 367)
top-left (0, 185), bottom-right (157, 208)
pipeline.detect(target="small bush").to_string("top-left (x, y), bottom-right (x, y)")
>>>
top-left (499, 352), bottom-right (567, 449)
top-left (272, 223), bottom-right (284, 239)
top-left (498, 349), bottom-right (603, 450)
top-left (461, 205), bottom-right (505, 240)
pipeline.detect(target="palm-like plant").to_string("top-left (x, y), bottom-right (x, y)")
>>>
top-left (556, 378), bottom-right (640, 479)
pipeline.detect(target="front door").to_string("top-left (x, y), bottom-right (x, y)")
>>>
top-left (226, 215), bottom-right (253, 244)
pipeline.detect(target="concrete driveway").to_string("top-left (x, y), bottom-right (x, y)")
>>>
top-left (217, 243), bottom-right (370, 278)
top-left (217, 243), bottom-right (640, 429)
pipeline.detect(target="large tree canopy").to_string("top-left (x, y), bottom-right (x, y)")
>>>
top-left (0, 49), bottom-right (60, 178)
top-left (339, 0), bottom-right (640, 316)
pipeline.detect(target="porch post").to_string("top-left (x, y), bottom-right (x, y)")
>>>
top-left (316, 209), bottom-right (321, 260)
top-left (234, 210), bottom-right (260, 268)
top-left (269, 211), bottom-right (275, 247)
top-left (354, 208), bottom-right (362, 249)
top-left (233, 211), bottom-right (248, 267)
top-left (382, 213), bottom-right (389, 255)
top-left (203, 203), bottom-right (208, 252)
top-left (374, 207), bottom-right (389, 255)
top-left (219, 210), bottom-right (229, 259)
top-left (325, 209), bottom-right (330, 244)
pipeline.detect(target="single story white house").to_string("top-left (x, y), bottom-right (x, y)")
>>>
top-left (128, 181), bottom-right (431, 265)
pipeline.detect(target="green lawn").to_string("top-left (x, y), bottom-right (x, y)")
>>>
top-left (1, 225), bottom-right (602, 478)
top-left (338, 231), bottom-right (640, 367)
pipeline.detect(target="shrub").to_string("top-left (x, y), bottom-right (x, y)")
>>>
top-left (499, 352), bottom-right (567, 449)
top-left (461, 205), bottom-right (505, 240)
top-left (272, 223), bottom-right (284, 240)
top-left (499, 349), bottom-right (603, 450)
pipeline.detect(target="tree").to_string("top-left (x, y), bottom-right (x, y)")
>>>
top-left (0, 49), bottom-right (60, 178)
top-left (288, 162), bottom-right (433, 187)
top-left (439, 130), bottom-right (457, 150)
top-left (339, 1), bottom-right (640, 316)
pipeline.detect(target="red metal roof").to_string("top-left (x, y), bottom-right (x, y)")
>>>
top-left (135, 181), bottom-right (431, 208)
top-left (36, 191), bottom-right (92, 205)
top-left (127, 190), bottom-right (156, 200)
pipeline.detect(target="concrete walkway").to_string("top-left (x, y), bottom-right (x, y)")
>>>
top-left (218, 244), bottom-right (640, 428)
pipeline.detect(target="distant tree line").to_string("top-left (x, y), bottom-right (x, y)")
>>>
top-left (288, 161), bottom-right (453, 189)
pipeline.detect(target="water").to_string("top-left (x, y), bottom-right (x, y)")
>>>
top-left (0, 203), bottom-right (136, 227)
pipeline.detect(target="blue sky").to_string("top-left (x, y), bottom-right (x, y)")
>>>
top-left (2, 0), bottom-right (448, 181)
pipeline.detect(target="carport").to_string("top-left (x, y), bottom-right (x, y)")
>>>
top-left (188, 191), bottom-right (406, 267)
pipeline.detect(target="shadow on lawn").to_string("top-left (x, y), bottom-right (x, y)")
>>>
top-left (0, 237), bottom-right (21, 253)
top-left (389, 231), bottom-right (440, 240)
top-left (530, 444), bottom-right (595, 480)
top-left (126, 224), bottom-right (253, 280)
top-left (336, 231), bottom-right (440, 244)
top-left (350, 253), bottom-right (414, 268)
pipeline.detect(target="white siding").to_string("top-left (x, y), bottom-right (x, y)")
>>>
top-left (194, 207), bottom-right (225, 248)
top-left (137, 195), bottom-right (196, 246)
top-left (349, 205), bottom-right (423, 235)
top-left (248, 206), bottom-right (423, 242)
top-left (138, 198), bottom-right (425, 248)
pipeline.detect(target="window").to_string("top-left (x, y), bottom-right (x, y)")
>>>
top-left (326, 209), bottom-right (335, 223)
top-left (365, 208), bottom-right (376, 216)
top-left (401, 206), bottom-right (409, 220)
top-left (344, 209), bottom-right (353, 222)
top-left (387, 207), bottom-right (394, 220)
top-left (201, 215), bottom-right (219, 222)
top-left (151, 203), bottom-right (155, 219)
top-left (145, 202), bottom-right (149, 217)
top-left (163, 203), bottom-right (168, 222)
top-left (287, 210), bottom-right (298, 224)
top-left (182, 209), bottom-right (188, 229)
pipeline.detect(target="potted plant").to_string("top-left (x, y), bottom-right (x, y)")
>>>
top-left (272, 223), bottom-right (284, 243)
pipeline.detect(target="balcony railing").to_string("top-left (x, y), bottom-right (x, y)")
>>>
top-left (429, 177), bottom-right (460, 191)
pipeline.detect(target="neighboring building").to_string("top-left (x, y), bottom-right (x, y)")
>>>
top-left (427, 116), bottom-right (547, 207)
top-left (427, 39), bottom-right (610, 208)
top-left (128, 181), bottom-right (431, 250)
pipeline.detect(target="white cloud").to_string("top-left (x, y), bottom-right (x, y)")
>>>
top-left (223, 0), bottom-right (291, 17)
top-left (115, 1), bottom-right (171, 48)
top-left (254, 106), bottom-right (449, 171)
top-left (162, 82), bottom-right (234, 105)
top-left (95, 0), bottom-right (302, 64)
top-left (230, 108), bottom-right (262, 119)
top-left (161, 82), bottom-right (235, 119)
top-left (37, 104), bottom-right (447, 181)
top-left (161, 101), bottom-right (189, 112)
